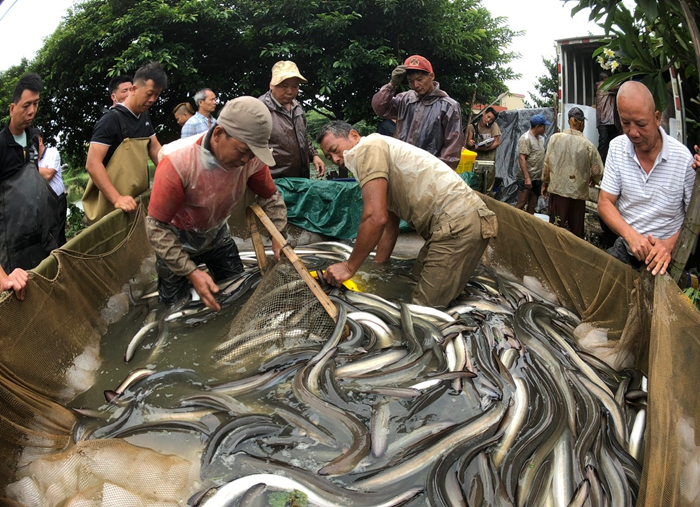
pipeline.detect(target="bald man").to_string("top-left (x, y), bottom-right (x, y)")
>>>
top-left (598, 81), bottom-right (695, 275)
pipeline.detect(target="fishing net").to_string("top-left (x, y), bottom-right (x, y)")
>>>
top-left (0, 196), bottom-right (698, 506)
top-left (213, 261), bottom-right (336, 374)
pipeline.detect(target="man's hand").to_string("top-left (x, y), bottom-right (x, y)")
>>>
top-left (312, 155), bottom-right (325, 177)
top-left (186, 269), bottom-right (221, 311)
top-left (524, 176), bottom-right (532, 189)
top-left (390, 65), bottom-right (407, 87)
top-left (324, 261), bottom-right (354, 288)
top-left (693, 145), bottom-right (700, 171)
top-left (271, 237), bottom-right (283, 261)
top-left (624, 230), bottom-right (653, 263)
top-left (113, 195), bottom-right (138, 213)
top-left (1, 268), bottom-right (28, 300)
top-left (645, 234), bottom-right (674, 275)
top-left (541, 184), bottom-right (548, 198)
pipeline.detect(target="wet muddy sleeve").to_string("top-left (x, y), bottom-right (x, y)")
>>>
top-left (257, 191), bottom-right (288, 237)
top-left (146, 216), bottom-right (197, 277)
top-left (372, 85), bottom-right (400, 119)
top-left (439, 105), bottom-right (464, 169)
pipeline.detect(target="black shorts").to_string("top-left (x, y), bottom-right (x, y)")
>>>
top-left (516, 178), bottom-right (542, 197)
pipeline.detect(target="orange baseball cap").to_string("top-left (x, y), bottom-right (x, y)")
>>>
top-left (403, 55), bottom-right (433, 74)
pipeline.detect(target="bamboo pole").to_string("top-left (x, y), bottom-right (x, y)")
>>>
top-left (246, 207), bottom-right (268, 276)
top-left (670, 0), bottom-right (700, 283)
top-left (248, 204), bottom-right (338, 322)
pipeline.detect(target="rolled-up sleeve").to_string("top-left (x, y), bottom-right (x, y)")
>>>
top-left (146, 216), bottom-right (197, 276)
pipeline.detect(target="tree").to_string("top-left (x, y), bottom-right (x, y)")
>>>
top-left (525, 56), bottom-right (558, 108)
top-left (0, 0), bottom-right (520, 169)
top-left (564, 0), bottom-right (699, 128)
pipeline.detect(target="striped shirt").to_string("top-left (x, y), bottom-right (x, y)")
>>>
top-left (181, 111), bottom-right (216, 138)
top-left (600, 127), bottom-right (694, 242)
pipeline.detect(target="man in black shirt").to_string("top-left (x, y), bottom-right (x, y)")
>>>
top-left (0, 73), bottom-right (57, 277)
top-left (83, 62), bottom-right (168, 223)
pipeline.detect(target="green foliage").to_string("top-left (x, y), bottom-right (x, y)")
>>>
top-left (66, 202), bottom-right (87, 239)
top-left (565, 0), bottom-right (700, 142)
top-left (525, 56), bottom-right (558, 108)
top-left (269, 490), bottom-right (308, 507)
top-left (683, 286), bottom-right (700, 311)
top-left (0, 0), bottom-right (519, 173)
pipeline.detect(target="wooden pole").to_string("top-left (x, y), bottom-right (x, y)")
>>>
top-left (249, 204), bottom-right (338, 322)
top-left (246, 207), bottom-right (268, 276)
top-left (670, 0), bottom-right (700, 283)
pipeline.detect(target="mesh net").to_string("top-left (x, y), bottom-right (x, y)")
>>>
top-left (212, 261), bottom-right (336, 375)
top-left (0, 198), bottom-right (698, 506)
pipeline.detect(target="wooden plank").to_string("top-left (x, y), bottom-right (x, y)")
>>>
top-left (249, 204), bottom-right (339, 322)
top-left (246, 207), bottom-right (268, 275)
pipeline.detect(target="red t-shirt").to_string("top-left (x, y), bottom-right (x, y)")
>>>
top-left (149, 137), bottom-right (277, 232)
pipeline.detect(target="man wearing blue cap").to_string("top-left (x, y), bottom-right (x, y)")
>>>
top-left (515, 114), bottom-right (550, 214)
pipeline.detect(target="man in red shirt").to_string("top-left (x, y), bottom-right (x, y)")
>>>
top-left (147, 97), bottom-right (287, 310)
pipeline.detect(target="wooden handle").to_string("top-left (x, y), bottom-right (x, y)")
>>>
top-left (249, 204), bottom-right (338, 322)
top-left (246, 207), bottom-right (269, 275)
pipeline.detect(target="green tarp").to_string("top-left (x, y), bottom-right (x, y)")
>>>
top-left (275, 172), bottom-right (482, 239)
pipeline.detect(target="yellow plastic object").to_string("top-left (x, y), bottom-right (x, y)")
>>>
top-left (310, 270), bottom-right (359, 291)
top-left (456, 148), bottom-right (477, 174)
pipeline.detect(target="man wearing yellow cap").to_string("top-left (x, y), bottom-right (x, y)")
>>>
top-left (372, 54), bottom-right (463, 169)
top-left (147, 97), bottom-right (287, 311)
top-left (259, 61), bottom-right (325, 179)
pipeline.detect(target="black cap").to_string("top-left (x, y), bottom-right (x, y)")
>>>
top-left (568, 107), bottom-right (586, 122)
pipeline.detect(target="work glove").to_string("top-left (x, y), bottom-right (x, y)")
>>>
top-left (390, 65), bottom-right (407, 87)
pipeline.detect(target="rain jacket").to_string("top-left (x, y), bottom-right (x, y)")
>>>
top-left (259, 91), bottom-right (319, 179)
top-left (0, 125), bottom-right (58, 271)
top-left (372, 82), bottom-right (463, 169)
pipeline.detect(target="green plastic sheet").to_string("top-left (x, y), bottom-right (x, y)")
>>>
top-left (275, 172), bottom-right (482, 238)
top-left (275, 177), bottom-right (362, 240)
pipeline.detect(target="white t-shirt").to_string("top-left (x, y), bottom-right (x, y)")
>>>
top-left (600, 127), bottom-right (694, 244)
top-left (39, 146), bottom-right (64, 196)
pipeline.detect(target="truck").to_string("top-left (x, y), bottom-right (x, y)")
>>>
top-left (555, 35), bottom-right (686, 145)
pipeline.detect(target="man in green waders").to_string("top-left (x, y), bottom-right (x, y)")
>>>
top-left (83, 62), bottom-right (168, 223)
top-left (0, 73), bottom-right (58, 281)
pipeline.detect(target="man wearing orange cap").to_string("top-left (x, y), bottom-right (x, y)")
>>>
top-left (372, 55), bottom-right (463, 169)
top-left (259, 61), bottom-right (325, 179)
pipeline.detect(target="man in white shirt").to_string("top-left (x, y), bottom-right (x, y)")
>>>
top-left (599, 81), bottom-right (695, 275)
top-left (38, 131), bottom-right (66, 246)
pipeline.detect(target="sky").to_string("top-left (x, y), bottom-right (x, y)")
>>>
top-left (481, 0), bottom-right (604, 99)
top-left (0, 0), bottom-right (603, 99)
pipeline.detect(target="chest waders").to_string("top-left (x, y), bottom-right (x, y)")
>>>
top-left (82, 137), bottom-right (151, 224)
top-left (0, 161), bottom-right (58, 271)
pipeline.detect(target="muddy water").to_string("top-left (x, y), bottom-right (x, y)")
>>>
top-left (66, 252), bottom-right (484, 503)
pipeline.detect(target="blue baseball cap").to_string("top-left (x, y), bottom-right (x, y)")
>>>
top-left (530, 114), bottom-right (551, 126)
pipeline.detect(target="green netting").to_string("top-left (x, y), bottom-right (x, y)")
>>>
top-left (0, 195), bottom-right (698, 506)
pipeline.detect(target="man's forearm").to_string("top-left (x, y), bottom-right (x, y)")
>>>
top-left (518, 156), bottom-right (530, 180)
top-left (598, 196), bottom-right (636, 240)
top-left (374, 213), bottom-right (400, 262)
top-left (347, 215), bottom-right (387, 273)
top-left (257, 192), bottom-right (287, 236)
top-left (371, 85), bottom-right (398, 119)
top-left (86, 161), bottom-right (121, 204)
top-left (38, 167), bottom-right (56, 182)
